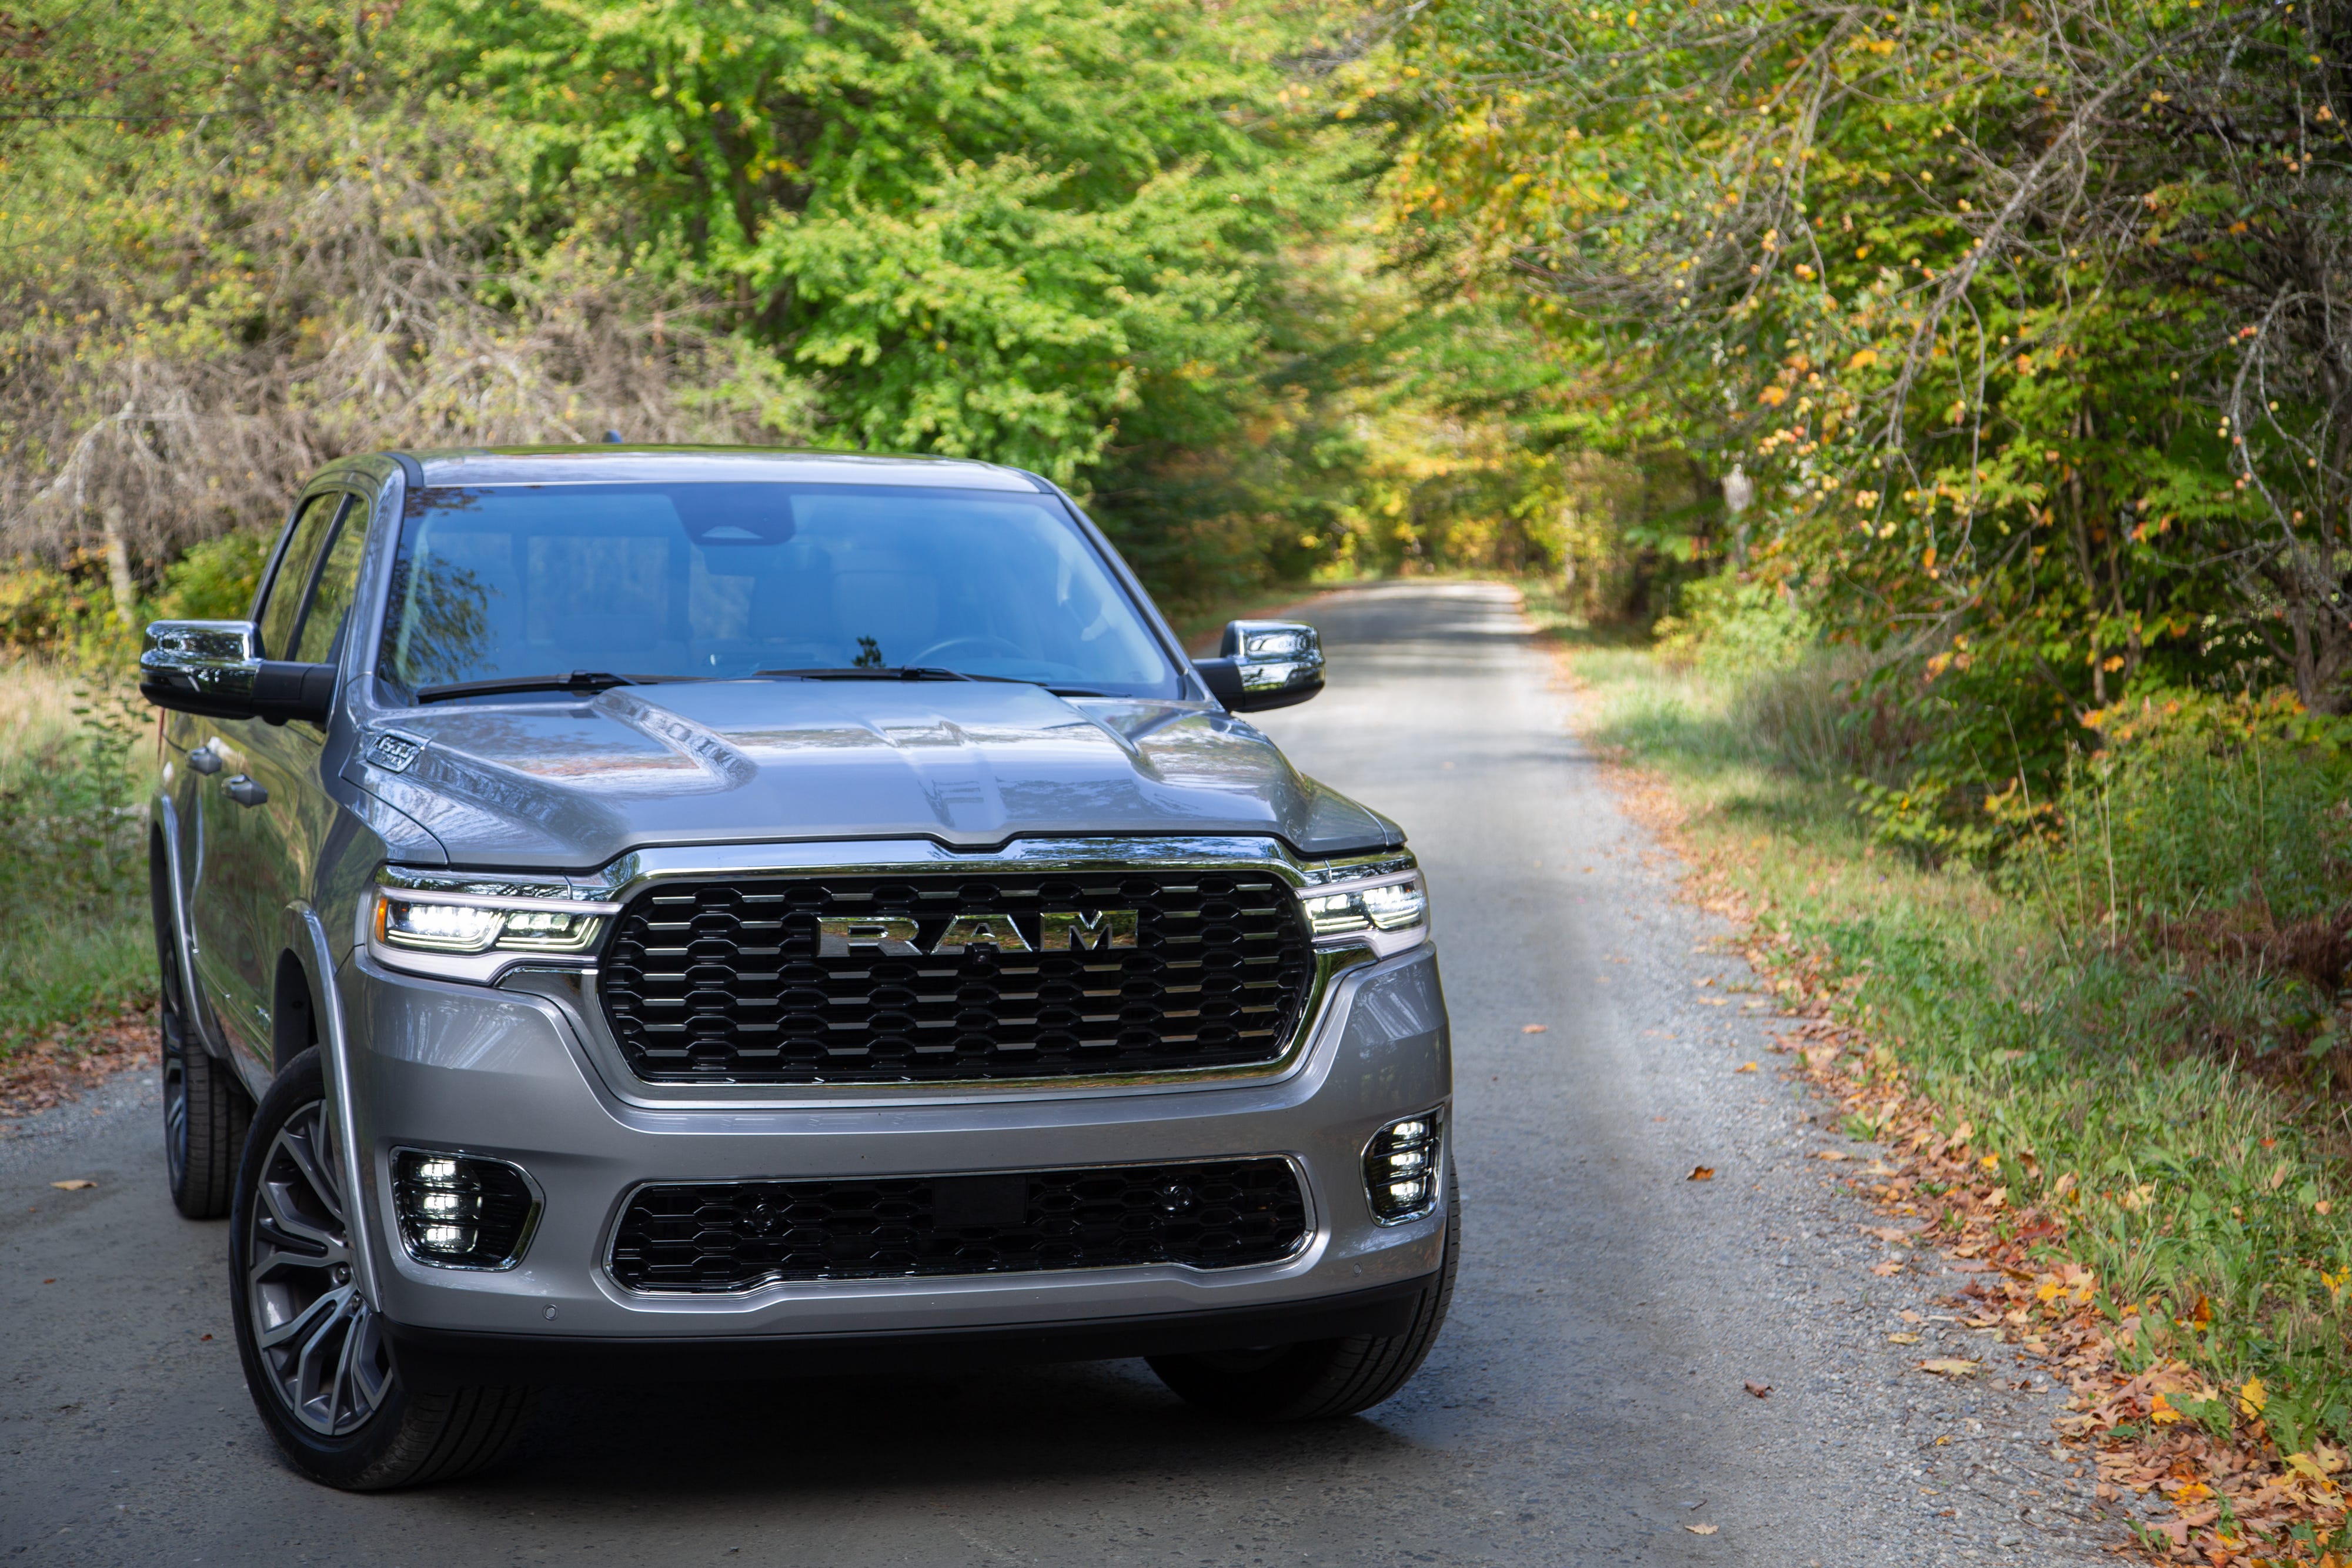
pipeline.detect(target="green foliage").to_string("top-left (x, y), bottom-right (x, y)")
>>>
top-left (0, 0), bottom-right (1574, 619)
top-left (0, 664), bottom-right (152, 1052)
top-left (1654, 573), bottom-right (1814, 680)
top-left (1378, 0), bottom-right (2352, 799)
top-left (0, 562), bottom-right (89, 654)
top-left (155, 531), bottom-right (272, 623)
top-left (429, 0), bottom-right (1305, 485)
top-left (2016, 694), bottom-right (2352, 938)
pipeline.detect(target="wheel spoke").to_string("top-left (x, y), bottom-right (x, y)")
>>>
top-left (243, 1094), bottom-right (393, 1437)
top-left (278, 1115), bottom-right (344, 1223)
top-left (345, 1309), bottom-right (392, 1419)
top-left (255, 1281), bottom-right (346, 1352)
top-left (291, 1288), bottom-right (353, 1419)
top-left (160, 992), bottom-right (188, 1179)
top-left (328, 1299), bottom-right (363, 1430)
top-left (258, 1174), bottom-right (343, 1259)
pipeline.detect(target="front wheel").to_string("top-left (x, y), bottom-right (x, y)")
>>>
top-left (229, 1048), bottom-right (534, 1489)
top-left (1148, 1165), bottom-right (1459, 1422)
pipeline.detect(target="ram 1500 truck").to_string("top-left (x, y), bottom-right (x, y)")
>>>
top-left (139, 447), bottom-right (1454, 1490)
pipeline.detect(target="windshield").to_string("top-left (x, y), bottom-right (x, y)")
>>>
top-left (376, 482), bottom-right (1180, 700)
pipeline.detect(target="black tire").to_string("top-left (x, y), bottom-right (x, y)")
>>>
top-left (1148, 1165), bottom-right (1459, 1422)
top-left (153, 845), bottom-right (250, 1219)
top-left (230, 1048), bottom-right (535, 1490)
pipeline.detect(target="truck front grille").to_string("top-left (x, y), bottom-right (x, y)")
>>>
top-left (597, 869), bottom-right (1315, 1083)
top-left (607, 1158), bottom-right (1309, 1292)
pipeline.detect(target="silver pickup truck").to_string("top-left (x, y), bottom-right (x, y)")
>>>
top-left (138, 447), bottom-right (1454, 1490)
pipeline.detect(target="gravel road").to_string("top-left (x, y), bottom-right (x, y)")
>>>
top-left (4, 580), bottom-right (2114, 1565)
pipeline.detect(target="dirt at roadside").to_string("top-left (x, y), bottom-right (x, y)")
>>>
top-left (0, 1012), bottom-right (151, 1125)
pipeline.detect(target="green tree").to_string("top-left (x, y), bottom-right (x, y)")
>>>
top-left (1381, 0), bottom-right (2352, 747)
top-left (427, 0), bottom-right (1312, 484)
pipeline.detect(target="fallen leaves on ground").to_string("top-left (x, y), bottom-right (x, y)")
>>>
top-left (49, 1179), bottom-right (94, 1191)
top-left (1887, 1332), bottom-right (1922, 1345)
top-left (1734, 1061), bottom-right (1758, 1073)
top-left (1521, 1024), bottom-right (1548, 1034)
top-left (1919, 1359), bottom-right (1982, 1378)
top-left (1687, 1165), bottom-right (1715, 1181)
top-left (1743, 1380), bottom-right (1772, 1398)
top-left (1, 1011), bottom-right (150, 1121)
top-left (1685, 1523), bottom-right (1719, 1534)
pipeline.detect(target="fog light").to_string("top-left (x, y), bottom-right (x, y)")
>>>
top-left (392, 1149), bottom-right (540, 1269)
top-left (1363, 1108), bottom-right (1442, 1223)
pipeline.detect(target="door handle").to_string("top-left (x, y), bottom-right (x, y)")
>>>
top-left (188, 744), bottom-right (223, 776)
top-left (224, 775), bottom-right (269, 808)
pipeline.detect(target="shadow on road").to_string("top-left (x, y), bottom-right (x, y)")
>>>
top-left (465, 1364), bottom-right (1420, 1503)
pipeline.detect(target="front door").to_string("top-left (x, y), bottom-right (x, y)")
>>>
top-left (240, 486), bottom-right (379, 1050)
top-left (189, 490), bottom-right (349, 1072)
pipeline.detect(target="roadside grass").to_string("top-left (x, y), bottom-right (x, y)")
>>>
top-left (0, 657), bottom-right (155, 1062)
top-left (1544, 604), bottom-right (2352, 1469)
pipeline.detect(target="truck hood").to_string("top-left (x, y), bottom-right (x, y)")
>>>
top-left (343, 679), bottom-right (1399, 871)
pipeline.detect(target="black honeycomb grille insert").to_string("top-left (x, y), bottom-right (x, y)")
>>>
top-left (597, 869), bottom-right (1315, 1083)
top-left (607, 1159), bottom-right (1308, 1292)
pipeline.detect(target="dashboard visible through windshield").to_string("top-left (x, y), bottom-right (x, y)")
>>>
top-left (376, 482), bottom-right (1182, 701)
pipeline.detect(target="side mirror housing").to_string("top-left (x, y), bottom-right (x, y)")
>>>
top-left (1194, 620), bottom-right (1325, 713)
top-left (139, 621), bottom-right (335, 726)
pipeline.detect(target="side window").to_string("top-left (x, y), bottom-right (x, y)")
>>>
top-left (291, 495), bottom-right (376, 666)
top-left (255, 494), bottom-right (348, 659)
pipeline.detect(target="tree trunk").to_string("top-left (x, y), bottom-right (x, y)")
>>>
top-left (101, 504), bottom-right (136, 627)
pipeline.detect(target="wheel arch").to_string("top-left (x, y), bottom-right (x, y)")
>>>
top-left (271, 948), bottom-right (318, 1075)
top-left (271, 902), bottom-right (385, 1307)
top-left (147, 794), bottom-right (223, 1059)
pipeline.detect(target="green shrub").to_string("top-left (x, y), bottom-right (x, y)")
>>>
top-left (0, 662), bottom-right (154, 1052)
top-left (1653, 571), bottom-right (1816, 681)
top-left (0, 559), bottom-right (108, 654)
top-left (2013, 692), bottom-right (2352, 937)
top-left (155, 530), bottom-right (272, 622)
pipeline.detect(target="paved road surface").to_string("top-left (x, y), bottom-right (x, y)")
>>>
top-left (3, 582), bottom-right (2111, 1565)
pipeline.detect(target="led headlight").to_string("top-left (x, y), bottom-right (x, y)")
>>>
top-left (368, 882), bottom-right (619, 981)
top-left (1296, 852), bottom-right (1430, 958)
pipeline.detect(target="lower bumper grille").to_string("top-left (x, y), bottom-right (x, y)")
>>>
top-left (607, 1158), bottom-right (1308, 1293)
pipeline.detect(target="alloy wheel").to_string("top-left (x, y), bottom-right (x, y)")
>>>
top-left (245, 1102), bottom-right (393, 1436)
top-left (159, 950), bottom-right (190, 1191)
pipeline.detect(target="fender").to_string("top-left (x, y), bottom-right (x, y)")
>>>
top-left (282, 899), bottom-right (386, 1309)
top-left (151, 790), bottom-right (232, 1062)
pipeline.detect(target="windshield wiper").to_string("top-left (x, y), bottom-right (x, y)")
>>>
top-left (413, 671), bottom-right (706, 704)
top-left (754, 666), bottom-right (1112, 697)
top-left (754, 666), bottom-right (974, 682)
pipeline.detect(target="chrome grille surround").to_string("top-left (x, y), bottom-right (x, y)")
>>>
top-left (596, 857), bottom-right (1315, 1084)
top-left (384, 836), bottom-right (1418, 1101)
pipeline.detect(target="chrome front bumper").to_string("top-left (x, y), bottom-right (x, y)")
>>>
top-left (340, 943), bottom-right (1451, 1343)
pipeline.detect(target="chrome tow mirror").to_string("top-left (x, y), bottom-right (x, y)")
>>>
top-left (139, 620), bottom-right (335, 725)
top-left (1194, 620), bottom-right (1325, 713)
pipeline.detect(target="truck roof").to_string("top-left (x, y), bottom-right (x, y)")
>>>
top-left (387, 446), bottom-right (1053, 493)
